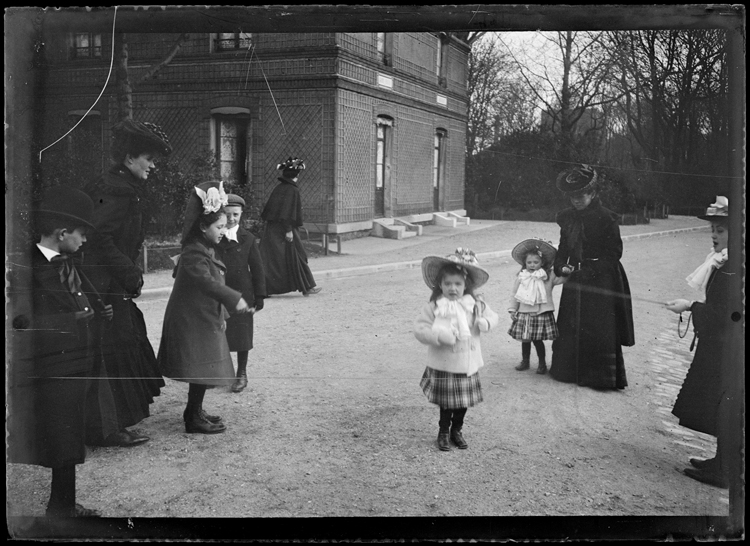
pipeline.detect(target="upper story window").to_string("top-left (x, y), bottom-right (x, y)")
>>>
top-left (436, 33), bottom-right (449, 87)
top-left (71, 33), bottom-right (102, 59)
top-left (375, 32), bottom-right (392, 66)
top-left (215, 32), bottom-right (253, 51)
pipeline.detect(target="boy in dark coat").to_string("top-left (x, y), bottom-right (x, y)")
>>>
top-left (9, 186), bottom-right (112, 517)
top-left (217, 193), bottom-right (267, 392)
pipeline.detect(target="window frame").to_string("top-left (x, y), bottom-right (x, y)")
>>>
top-left (70, 32), bottom-right (102, 59)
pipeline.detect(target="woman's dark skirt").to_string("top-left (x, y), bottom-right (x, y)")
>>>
top-left (261, 222), bottom-right (317, 295)
top-left (420, 367), bottom-right (483, 409)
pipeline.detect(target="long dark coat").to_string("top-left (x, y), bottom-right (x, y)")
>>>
top-left (157, 240), bottom-right (243, 386)
top-left (260, 178), bottom-right (317, 295)
top-left (217, 227), bottom-right (267, 351)
top-left (81, 165), bottom-right (164, 441)
top-left (550, 198), bottom-right (635, 389)
top-left (8, 246), bottom-right (96, 468)
top-left (672, 258), bottom-right (734, 436)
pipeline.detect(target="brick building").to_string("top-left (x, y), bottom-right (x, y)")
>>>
top-left (39, 32), bottom-right (470, 237)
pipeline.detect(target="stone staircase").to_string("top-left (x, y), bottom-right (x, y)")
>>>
top-left (371, 210), bottom-right (469, 239)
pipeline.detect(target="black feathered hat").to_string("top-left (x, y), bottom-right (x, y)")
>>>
top-left (112, 119), bottom-right (172, 157)
top-left (556, 164), bottom-right (598, 194)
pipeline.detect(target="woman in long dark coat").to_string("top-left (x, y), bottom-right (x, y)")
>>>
top-left (666, 197), bottom-right (732, 489)
top-left (158, 181), bottom-right (250, 434)
top-left (217, 193), bottom-right (267, 393)
top-left (549, 165), bottom-right (635, 390)
top-left (80, 120), bottom-right (170, 447)
top-left (260, 157), bottom-right (321, 296)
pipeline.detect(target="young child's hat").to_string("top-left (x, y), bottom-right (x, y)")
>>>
top-left (112, 119), bottom-right (172, 156)
top-left (511, 238), bottom-right (557, 267)
top-left (556, 164), bottom-right (598, 194)
top-left (180, 180), bottom-right (228, 245)
top-left (226, 194), bottom-right (246, 208)
top-left (697, 196), bottom-right (728, 221)
top-left (35, 185), bottom-right (95, 230)
top-left (421, 248), bottom-right (489, 290)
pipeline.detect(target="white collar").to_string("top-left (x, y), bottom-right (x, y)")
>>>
top-left (37, 243), bottom-right (61, 262)
top-left (225, 225), bottom-right (240, 242)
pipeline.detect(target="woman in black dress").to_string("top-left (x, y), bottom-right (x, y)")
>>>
top-left (549, 165), bottom-right (635, 390)
top-left (80, 120), bottom-right (170, 447)
top-left (260, 157), bottom-right (321, 296)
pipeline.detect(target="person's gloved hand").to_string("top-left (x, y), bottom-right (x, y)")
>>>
top-left (254, 297), bottom-right (264, 312)
top-left (476, 318), bottom-right (490, 332)
top-left (665, 299), bottom-right (692, 314)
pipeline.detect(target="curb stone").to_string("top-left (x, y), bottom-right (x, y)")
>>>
top-left (138, 226), bottom-right (709, 300)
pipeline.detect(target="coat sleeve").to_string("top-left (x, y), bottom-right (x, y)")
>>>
top-left (181, 248), bottom-right (243, 311)
top-left (414, 303), bottom-right (441, 346)
top-left (479, 302), bottom-right (500, 331)
top-left (247, 237), bottom-right (267, 298)
top-left (87, 190), bottom-right (143, 294)
top-left (508, 277), bottom-right (521, 311)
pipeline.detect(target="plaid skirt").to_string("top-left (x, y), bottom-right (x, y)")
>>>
top-left (508, 311), bottom-right (559, 341)
top-left (420, 367), bottom-right (483, 409)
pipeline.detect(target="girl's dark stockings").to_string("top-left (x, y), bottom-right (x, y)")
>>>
top-left (439, 407), bottom-right (468, 432)
top-left (48, 465), bottom-right (75, 513)
top-left (522, 340), bottom-right (546, 361)
top-left (236, 350), bottom-right (249, 375)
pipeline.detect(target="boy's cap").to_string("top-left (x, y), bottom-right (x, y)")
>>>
top-left (226, 194), bottom-right (246, 208)
top-left (35, 185), bottom-right (95, 230)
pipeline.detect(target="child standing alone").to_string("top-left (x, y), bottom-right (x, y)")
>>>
top-left (415, 248), bottom-right (499, 451)
top-left (507, 238), bottom-right (565, 375)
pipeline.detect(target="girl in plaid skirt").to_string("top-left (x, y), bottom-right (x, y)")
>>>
top-left (415, 248), bottom-right (499, 451)
top-left (507, 239), bottom-right (566, 375)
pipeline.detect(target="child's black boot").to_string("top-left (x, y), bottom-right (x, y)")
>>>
top-left (437, 408), bottom-right (452, 451)
top-left (515, 359), bottom-right (530, 371)
top-left (536, 358), bottom-right (548, 375)
top-left (450, 408), bottom-right (468, 449)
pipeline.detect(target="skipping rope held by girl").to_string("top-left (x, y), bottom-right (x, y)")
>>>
top-left (414, 248), bottom-right (499, 452)
top-left (507, 238), bottom-right (567, 375)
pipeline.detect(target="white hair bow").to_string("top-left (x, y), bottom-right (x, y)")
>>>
top-left (195, 181), bottom-right (228, 214)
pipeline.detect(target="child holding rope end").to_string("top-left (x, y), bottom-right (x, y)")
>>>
top-left (507, 238), bottom-right (566, 375)
top-left (414, 248), bottom-right (499, 451)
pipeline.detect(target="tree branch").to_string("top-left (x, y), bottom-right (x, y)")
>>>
top-left (138, 33), bottom-right (189, 84)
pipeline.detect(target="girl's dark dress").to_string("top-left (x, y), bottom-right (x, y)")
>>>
top-left (260, 177), bottom-right (317, 295)
top-left (550, 198), bottom-right (635, 389)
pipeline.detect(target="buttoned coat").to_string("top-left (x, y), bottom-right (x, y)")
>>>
top-left (157, 240), bottom-right (243, 386)
top-left (217, 227), bottom-right (267, 351)
top-left (414, 299), bottom-right (499, 376)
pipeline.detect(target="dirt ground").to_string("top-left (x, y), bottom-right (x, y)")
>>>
top-left (6, 222), bottom-right (734, 540)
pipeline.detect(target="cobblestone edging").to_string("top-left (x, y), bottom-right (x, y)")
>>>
top-left (649, 325), bottom-right (728, 504)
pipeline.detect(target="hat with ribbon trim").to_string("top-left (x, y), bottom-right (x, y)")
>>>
top-left (556, 164), bottom-right (598, 194)
top-left (511, 238), bottom-right (557, 268)
top-left (697, 196), bottom-right (729, 221)
top-left (112, 119), bottom-right (172, 156)
top-left (277, 157), bottom-right (306, 174)
top-left (180, 180), bottom-right (229, 245)
top-left (421, 247), bottom-right (490, 290)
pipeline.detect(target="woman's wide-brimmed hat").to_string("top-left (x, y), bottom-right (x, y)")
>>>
top-left (511, 238), bottom-right (557, 267)
top-left (421, 247), bottom-right (490, 290)
top-left (697, 196), bottom-right (729, 221)
top-left (226, 193), bottom-right (246, 208)
top-left (112, 119), bottom-right (172, 156)
top-left (556, 164), bottom-right (598, 194)
top-left (180, 180), bottom-right (229, 244)
top-left (35, 185), bottom-right (95, 230)
top-left (277, 157), bottom-right (305, 175)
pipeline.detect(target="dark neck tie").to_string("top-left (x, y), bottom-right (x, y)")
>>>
top-left (50, 255), bottom-right (83, 295)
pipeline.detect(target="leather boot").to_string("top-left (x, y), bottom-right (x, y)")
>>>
top-left (184, 404), bottom-right (226, 434)
top-left (232, 372), bottom-right (248, 393)
top-left (536, 358), bottom-right (548, 375)
top-left (437, 431), bottom-right (451, 451)
top-left (515, 359), bottom-right (530, 371)
top-left (450, 428), bottom-right (468, 449)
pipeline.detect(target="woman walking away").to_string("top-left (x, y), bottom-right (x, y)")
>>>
top-left (158, 181), bottom-right (250, 434)
top-left (507, 238), bottom-right (566, 375)
top-left (414, 248), bottom-right (499, 451)
top-left (260, 157), bottom-right (321, 296)
top-left (549, 165), bottom-right (635, 390)
top-left (665, 196), bottom-right (732, 489)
